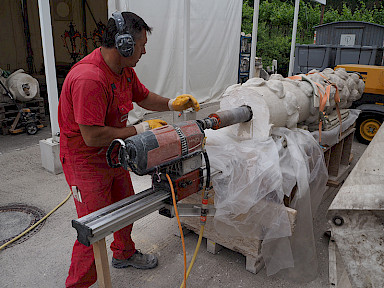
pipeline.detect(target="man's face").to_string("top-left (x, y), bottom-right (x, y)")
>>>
top-left (124, 29), bottom-right (147, 67)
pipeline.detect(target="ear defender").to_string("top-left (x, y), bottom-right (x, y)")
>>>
top-left (112, 11), bottom-right (135, 57)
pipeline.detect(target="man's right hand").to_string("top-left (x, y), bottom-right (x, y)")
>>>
top-left (145, 119), bottom-right (168, 129)
top-left (133, 119), bottom-right (168, 134)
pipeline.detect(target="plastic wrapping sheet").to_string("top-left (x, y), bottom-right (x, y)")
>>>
top-left (205, 126), bottom-right (328, 281)
top-left (268, 127), bottom-right (328, 281)
top-left (311, 109), bottom-right (361, 147)
top-left (205, 129), bottom-right (292, 241)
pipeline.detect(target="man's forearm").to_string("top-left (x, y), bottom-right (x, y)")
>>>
top-left (79, 124), bottom-right (138, 147)
top-left (137, 91), bottom-right (170, 111)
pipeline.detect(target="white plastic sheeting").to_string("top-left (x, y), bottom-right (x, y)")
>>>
top-left (203, 67), bottom-right (365, 279)
top-left (206, 124), bottom-right (328, 280)
top-left (108, 0), bottom-right (243, 123)
top-left (202, 68), bottom-right (369, 279)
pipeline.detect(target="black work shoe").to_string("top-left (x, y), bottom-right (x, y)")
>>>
top-left (112, 250), bottom-right (158, 269)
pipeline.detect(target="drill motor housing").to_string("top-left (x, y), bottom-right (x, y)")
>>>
top-left (106, 105), bottom-right (252, 203)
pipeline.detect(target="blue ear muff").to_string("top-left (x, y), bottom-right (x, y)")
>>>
top-left (112, 11), bottom-right (135, 57)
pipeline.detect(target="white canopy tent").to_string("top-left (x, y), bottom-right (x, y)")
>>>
top-left (38, 0), bottom-right (328, 139)
top-left (108, 0), bottom-right (243, 123)
top-left (37, 0), bottom-right (326, 172)
top-left (37, 0), bottom-right (242, 172)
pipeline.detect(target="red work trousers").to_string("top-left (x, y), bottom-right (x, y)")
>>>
top-left (62, 153), bottom-right (136, 288)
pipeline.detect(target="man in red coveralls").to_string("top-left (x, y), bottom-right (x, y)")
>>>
top-left (58, 11), bottom-right (200, 288)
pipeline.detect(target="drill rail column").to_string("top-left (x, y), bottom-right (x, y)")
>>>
top-left (72, 188), bottom-right (170, 246)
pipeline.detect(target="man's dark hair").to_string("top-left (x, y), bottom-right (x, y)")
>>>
top-left (102, 12), bottom-right (152, 48)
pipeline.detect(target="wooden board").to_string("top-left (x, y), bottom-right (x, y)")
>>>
top-left (93, 238), bottom-right (112, 288)
top-left (324, 124), bottom-right (355, 187)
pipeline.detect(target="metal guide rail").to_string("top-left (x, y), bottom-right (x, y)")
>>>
top-left (72, 188), bottom-right (170, 246)
top-left (72, 187), bottom-right (216, 247)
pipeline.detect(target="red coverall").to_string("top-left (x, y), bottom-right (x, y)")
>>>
top-left (58, 48), bottom-right (149, 288)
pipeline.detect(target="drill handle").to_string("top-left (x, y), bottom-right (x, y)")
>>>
top-left (106, 139), bottom-right (126, 168)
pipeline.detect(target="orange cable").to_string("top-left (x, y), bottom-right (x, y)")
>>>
top-left (166, 173), bottom-right (187, 288)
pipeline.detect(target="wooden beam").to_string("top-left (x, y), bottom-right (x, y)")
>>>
top-left (93, 238), bottom-right (112, 288)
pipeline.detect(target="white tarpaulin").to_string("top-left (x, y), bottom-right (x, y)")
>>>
top-left (108, 0), bottom-right (243, 123)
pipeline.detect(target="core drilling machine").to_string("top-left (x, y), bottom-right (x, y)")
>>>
top-left (72, 105), bottom-right (253, 247)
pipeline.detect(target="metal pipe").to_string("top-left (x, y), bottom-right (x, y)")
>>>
top-left (288, 0), bottom-right (300, 77)
top-left (207, 105), bottom-right (253, 130)
top-left (21, 0), bottom-right (35, 74)
top-left (249, 0), bottom-right (260, 79)
top-left (183, 0), bottom-right (190, 94)
top-left (37, 0), bottom-right (60, 141)
top-left (82, 0), bottom-right (88, 55)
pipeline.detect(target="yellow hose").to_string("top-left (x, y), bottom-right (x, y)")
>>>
top-left (166, 174), bottom-right (187, 287)
top-left (0, 191), bottom-right (72, 251)
top-left (180, 224), bottom-right (205, 288)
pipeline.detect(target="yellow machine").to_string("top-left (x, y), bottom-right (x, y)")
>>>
top-left (336, 64), bottom-right (384, 144)
top-left (9, 107), bottom-right (44, 135)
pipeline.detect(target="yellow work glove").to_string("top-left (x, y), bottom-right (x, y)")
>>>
top-left (168, 94), bottom-right (200, 112)
top-left (133, 119), bottom-right (168, 134)
top-left (146, 119), bottom-right (167, 129)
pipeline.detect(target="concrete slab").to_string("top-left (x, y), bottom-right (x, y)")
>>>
top-left (0, 124), bottom-right (367, 288)
top-left (327, 126), bottom-right (384, 288)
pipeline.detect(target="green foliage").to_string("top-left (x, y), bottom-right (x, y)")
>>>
top-left (242, 0), bottom-right (384, 76)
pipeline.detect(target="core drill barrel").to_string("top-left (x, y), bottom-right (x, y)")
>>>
top-left (207, 105), bottom-right (253, 130)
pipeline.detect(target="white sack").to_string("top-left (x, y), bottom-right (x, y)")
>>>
top-left (5, 69), bottom-right (39, 102)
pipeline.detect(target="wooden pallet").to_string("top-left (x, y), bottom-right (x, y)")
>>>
top-left (0, 97), bottom-right (47, 135)
top-left (323, 124), bottom-right (356, 187)
top-left (179, 192), bottom-right (297, 274)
